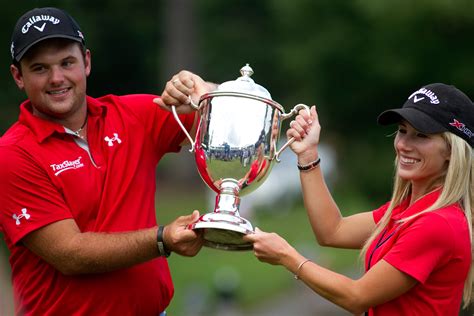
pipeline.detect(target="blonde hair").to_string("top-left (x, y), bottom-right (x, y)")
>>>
top-left (360, 132), bottom-right (473, 308)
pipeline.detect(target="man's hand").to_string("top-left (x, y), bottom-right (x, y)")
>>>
top-left (154, 70), bottom-right (217, 114)
top-left (163, 210), bottom-right (204, 257)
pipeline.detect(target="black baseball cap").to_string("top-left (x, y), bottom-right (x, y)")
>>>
top-left (10, 7), bottom-right (85, 62)
top-left (378, 83), bottom-right (474, 147)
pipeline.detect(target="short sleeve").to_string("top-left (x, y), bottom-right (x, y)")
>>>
top-left (117, 94), bottom-right (196, 154)
top-left (372, 201), bottom-right (391, 224)
top-left (0, 146), bottom-right (72, 245)
top-left (383, 214), bottom-right (453, 283)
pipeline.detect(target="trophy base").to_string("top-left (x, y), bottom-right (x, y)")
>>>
top-left (189, 213), bottom-right (254, 251)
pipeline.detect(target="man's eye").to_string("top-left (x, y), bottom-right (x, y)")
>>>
top-left (397, 128), bottom-right (407, 134)
top-left (32, 66), bottom-right (45, 72)
top-left (417, 133), bottom-right (428, 138)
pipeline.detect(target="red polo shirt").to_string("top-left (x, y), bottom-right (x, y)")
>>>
top-left (366, 189), bottom-right (471, 315)
top-left (0, 94), bottom-right (195, 315)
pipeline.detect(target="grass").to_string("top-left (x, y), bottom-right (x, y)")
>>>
top-left (156, 184), bottom-right (362, 315)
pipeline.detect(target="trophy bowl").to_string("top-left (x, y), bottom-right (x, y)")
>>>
top-left (172, 64), bottom-right (308, 250)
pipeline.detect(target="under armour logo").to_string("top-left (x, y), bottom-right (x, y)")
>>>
top-left (104, 133), bottom-right (122, 147)
top-left (13, 208), bottom-right (30, 226)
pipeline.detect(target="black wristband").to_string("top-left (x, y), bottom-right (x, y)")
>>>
top-left (157, 225), bottom-right (171, 257)
top-left (297, 157), bottom-right (321, 171)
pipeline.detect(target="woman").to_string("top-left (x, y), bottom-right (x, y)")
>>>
top-left (243, 83), bottom-right (474, 315)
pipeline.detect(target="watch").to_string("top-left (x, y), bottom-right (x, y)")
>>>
top-left (157, 225), bottom-right (171, 257)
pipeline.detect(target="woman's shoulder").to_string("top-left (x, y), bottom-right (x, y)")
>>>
top-left (407, 204), bottom-right (469, 249)
top-left (417, 203), bottom-right (465, 224)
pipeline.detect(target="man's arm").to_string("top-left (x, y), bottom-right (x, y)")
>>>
top-left (22, 211), bottom-right (203, 275)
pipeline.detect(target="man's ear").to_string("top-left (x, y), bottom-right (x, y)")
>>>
top-left (10, 64), bottom-right (24, 90)
top-left (84, 49), bottom-right (91, 77)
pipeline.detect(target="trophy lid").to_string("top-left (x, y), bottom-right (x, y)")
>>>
top-left (199, 64), bottom-right (284, 112)
top-left (215, 64), bottom-right (273, 100)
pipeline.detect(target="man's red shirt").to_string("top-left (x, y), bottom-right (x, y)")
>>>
top-left (0, 94), bottom-right (195, 315)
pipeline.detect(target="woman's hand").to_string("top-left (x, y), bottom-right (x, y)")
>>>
top-left (243, 227), bottom-right (302, 268)
top-left (286, 105), bottom-right (321, 161)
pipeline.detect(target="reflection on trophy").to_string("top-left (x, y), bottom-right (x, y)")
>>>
top-left (173, 64), bottom-right (308, 250)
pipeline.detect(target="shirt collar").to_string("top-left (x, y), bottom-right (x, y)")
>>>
top-left (18, 96), bottom-right (107, 143)
top-left (391, 187), bottom-right (442, 221)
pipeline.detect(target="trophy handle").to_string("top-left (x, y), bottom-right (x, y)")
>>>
top-left (188, 95), bottom-right (200, 110)
top-left (274, 103), bottom-right (310, 162)
top-left (171, 103), bottom-right (199, 152)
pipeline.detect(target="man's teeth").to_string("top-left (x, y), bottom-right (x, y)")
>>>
top-left (49, 89), bottom-right (68, 95)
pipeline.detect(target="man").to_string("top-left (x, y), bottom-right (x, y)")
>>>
top-left (0, 7), bottom-right (209, 315)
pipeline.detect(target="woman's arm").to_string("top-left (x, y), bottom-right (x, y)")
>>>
top-left (288, 106), bottom-right (375, 248)
top-left (300, 163), bottom-right (376, 248)
top-left (244, 229), bottom-right (417, 315)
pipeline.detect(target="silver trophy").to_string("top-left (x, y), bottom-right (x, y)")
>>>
top-left (172, 64), bottom-right (308, 250)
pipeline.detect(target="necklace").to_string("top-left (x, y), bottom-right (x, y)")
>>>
top-left (73, 114), bottom-right (88, 137)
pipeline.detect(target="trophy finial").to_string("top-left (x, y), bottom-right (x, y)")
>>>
top-left (217, 63), bottom-right (271, 99)
top-left (240, 63), bottom-right (254, 78)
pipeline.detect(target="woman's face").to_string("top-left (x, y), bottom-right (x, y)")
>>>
top-left (394, 121), bottom-right (450, 189)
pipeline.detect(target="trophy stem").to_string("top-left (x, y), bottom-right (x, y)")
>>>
top-left (189, 180), bottom-right (254, 250)
top-left (214, 180), bottom-right (241, 216)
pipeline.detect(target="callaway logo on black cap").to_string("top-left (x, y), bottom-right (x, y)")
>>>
top-left (378, 83), bottom-right (474, 147)
top-left (10, 7), bottom-right (85, 62)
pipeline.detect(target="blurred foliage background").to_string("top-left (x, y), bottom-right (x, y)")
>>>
top-left (1, 0), bottom-right (474, 315)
